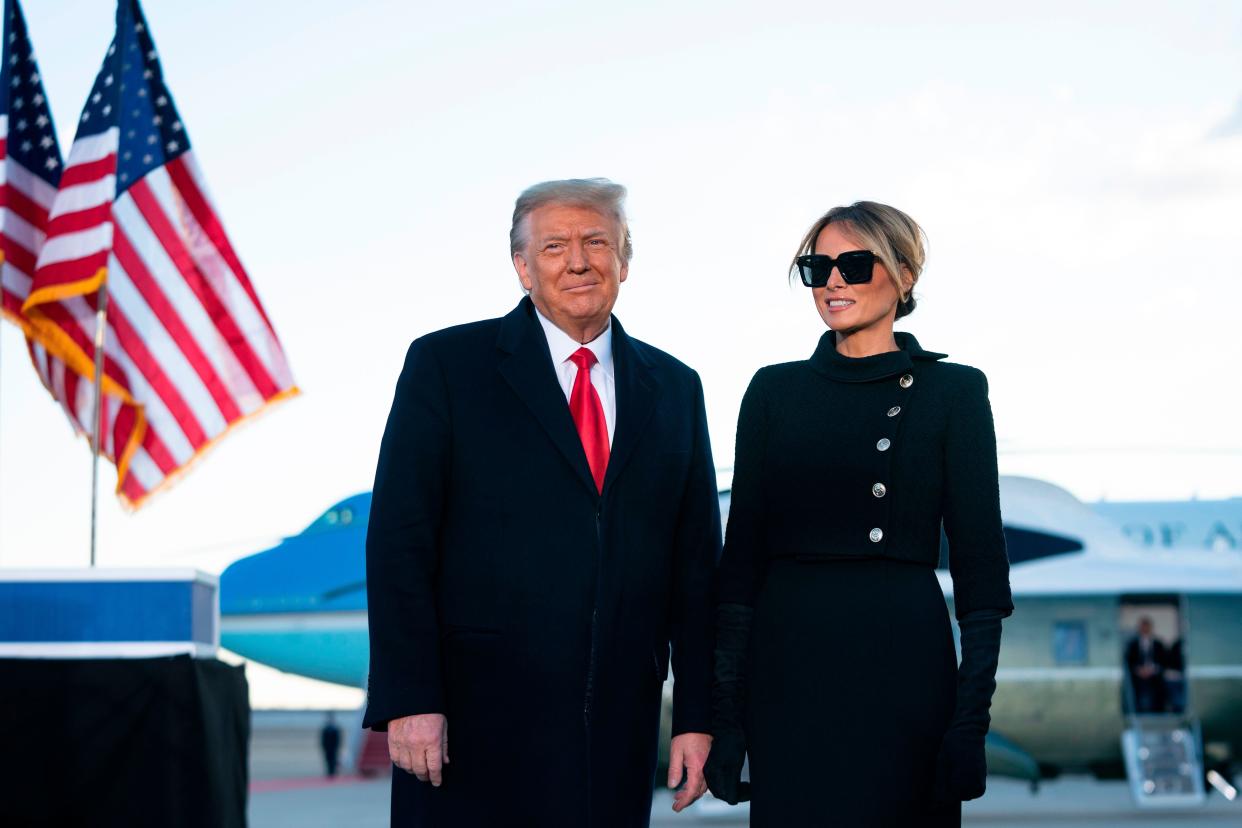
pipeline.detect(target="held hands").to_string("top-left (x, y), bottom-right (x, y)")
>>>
top-left (388, 713), bottom-right (449, 786)
top-left (934, 727), bottom-right (987, 802)
top-left (668, 732), bottom-right (712, 812)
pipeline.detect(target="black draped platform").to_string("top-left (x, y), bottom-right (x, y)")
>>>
top-left (0, 655), bottom-right (249, 827)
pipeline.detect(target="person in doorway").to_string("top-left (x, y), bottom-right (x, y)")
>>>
top-left (320, 712), bottom-right (342, 778)
top-left (363, 179), bottom-right (720, 827)
top-left (1125, 617), bottom-right (1168, 713)
top-left (704, 201), bottom-right (1013, 826)
top-left (1163, 637), bottom-right (1186, 713)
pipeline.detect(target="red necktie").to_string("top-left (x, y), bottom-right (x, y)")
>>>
top-left (569, 347), bottom-right (609, 493)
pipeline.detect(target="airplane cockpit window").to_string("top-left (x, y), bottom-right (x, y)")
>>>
top-left (304, 496), bottom-right (371, 535)
top-left (938, 525), bottom-right (1084, 569)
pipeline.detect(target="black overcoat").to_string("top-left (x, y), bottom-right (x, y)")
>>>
top-left (363, 297), bottom-right (721, 827)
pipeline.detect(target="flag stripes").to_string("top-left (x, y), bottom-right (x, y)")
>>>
top-left (11, 0), bottom-right (296, 508)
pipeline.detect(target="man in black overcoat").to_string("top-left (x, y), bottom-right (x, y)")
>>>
top-left (363, 178), bottom-right (720, 827)
top-left (1124, 617), bottom-right (1168, 713)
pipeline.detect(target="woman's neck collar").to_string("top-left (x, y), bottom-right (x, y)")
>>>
top-left (833, 325), bottom-right (900, 359)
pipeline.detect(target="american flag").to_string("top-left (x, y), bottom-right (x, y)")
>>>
top-left (22, 0), bottom-right (297, 508)
top-left (0, 0), bottom-right (94, 443)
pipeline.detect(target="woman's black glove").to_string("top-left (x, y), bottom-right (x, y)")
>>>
top-left (703, 603), bottom-right (753, 805)
top-left (935, 609), bottom-right (1006, 802)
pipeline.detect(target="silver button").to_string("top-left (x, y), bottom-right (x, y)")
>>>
top-left (876, 438), bottom-right (891, 452)
top-left (899, 374), bottom-right (914, 388)
top-left (869, 528), bottom-right (884, 543)
top-left (872, 482), bottom-right (887, 498)
top-left (887, 406), bottom-right (901, 417)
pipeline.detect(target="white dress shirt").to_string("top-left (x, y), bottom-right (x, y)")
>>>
top-left (535, 309), bottom-right (616, 445)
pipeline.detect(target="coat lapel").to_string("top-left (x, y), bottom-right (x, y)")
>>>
top-left (497, 298), bottom-right (598, 495)
top-left (603, 316), bottom-right (658, 494)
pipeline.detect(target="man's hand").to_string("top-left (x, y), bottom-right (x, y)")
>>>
top-left (388, 713), bottom-right (449, 786)
top-left (668, 732), bottom-right (712, 813)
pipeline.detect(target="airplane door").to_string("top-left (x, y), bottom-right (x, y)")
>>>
top-left (1117, 594), bottom-right (1205, 808)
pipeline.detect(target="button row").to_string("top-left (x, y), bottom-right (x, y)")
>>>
top-left (869, 374), bottom-right (913, 544)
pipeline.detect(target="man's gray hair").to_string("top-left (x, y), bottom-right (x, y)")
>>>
top-left (509, 178), bottom-right (632, 262)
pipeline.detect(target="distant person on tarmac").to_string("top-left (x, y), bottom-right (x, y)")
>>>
top-left (320, 712), bottom-right (341, 778)
top-left (363, 179), bottom-right (721, 827)
top-left (1125, 617), bottom-right (1168, 713)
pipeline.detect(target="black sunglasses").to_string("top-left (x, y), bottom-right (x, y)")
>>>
top-left (795, 251), bottom-right (876, 287)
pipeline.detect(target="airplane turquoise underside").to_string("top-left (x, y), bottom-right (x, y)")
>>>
top-left (220, 493), bottom-right (370, 685)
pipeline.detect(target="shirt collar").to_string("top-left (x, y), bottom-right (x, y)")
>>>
top-left (535, 308), bottom-right (614, 376)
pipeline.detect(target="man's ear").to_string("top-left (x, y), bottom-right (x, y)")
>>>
top-left (514, 253), bottom-right (533, 292)
top-left (619, 259), bottom-right (629, 284)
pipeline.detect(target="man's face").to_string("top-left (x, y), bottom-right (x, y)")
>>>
top-left (513, 203), bottom-right (628, 339)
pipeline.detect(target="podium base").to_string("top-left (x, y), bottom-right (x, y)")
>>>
top-left (0, 655), bottom-right (248, 827)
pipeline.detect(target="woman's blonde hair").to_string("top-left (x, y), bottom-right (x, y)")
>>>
top-left (790, 201), bottom-right (926, 320)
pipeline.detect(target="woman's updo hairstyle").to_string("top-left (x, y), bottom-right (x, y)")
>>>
top-left (790, 201), bottom-right (926, 320)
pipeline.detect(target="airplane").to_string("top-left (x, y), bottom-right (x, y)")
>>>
top-left (219, 475), bottom-right (1242, 805)
top-left (1092, 496), bottom-right (1242, 552)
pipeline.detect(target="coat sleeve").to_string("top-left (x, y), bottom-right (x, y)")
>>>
top-left (669, 370), bottom-right (723, 736)
top-left (362, 337), bottom-right (452, 730)
top-left (942, 368), bottom-right (1014, 619)
top-left (715, 370), bottom-right (770, 607)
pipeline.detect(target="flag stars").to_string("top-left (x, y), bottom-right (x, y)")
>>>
top-left (142, 153), bottom-right (152, 164)
top-left (156, 95), bottom-right (167, 107)
top-left (166, 140), bottom-right (178, 152)
top-left (102, 105), bottom-right (112, 116)
top-left (147, 50), bottom-right (157, 61)
top-left (108, 43), bottom-right (116, 56)
top-left (147, 134), bottom-right (157, 145)
top-left (12, 96), bottom-right (22, 109)
top-left (81, 111), bottom-right (89, 121)
top-left (152, 114), bottom-right (162, 125)
top-left (143, 69), bottom-right (153, 80)
top-left (172, 121), bottom-right (182, 132)
top-left (92, 92), bottom-right (102, 104)
top-left (137, 88), bottom-right (147, 97)
top-left (104, 74), bottom-right (114, 86)
top-left (29, 72), bottom-right (39, 84)
top-left (39, 136), bottom-right (53, 149)
top-left (9, 75), bottom-right (18, 88)
top-left (16, 118), bottom-right (26, 130)
top-left (32, 93), bottom-right (43, 106)
top-left (20, 140), bottom-right (32, 152)
top-left (44, 157), bottom-right (58, 170)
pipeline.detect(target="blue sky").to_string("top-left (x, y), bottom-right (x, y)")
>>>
top-left (0, 0), bottom-right (1239, 704)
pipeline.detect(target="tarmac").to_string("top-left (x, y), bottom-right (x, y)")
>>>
top-left (249, 713), bottom-right (1242, 827)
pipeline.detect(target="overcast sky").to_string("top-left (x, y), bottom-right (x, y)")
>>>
top-left (0, 0), bottom-right (1238, 705)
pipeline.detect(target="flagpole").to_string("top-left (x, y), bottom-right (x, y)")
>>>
top-left (89, 285), bottom-right (108, 568)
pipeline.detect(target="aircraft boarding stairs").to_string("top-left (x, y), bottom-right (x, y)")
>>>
top-left (1120, 676), bottom-right (1206, 808)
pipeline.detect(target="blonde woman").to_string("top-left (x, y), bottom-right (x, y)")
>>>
top-left (704, 202), bottom-right (1013, 826)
